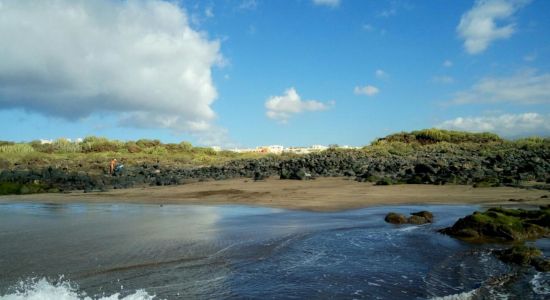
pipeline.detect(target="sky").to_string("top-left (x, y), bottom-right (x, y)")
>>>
top-left (0, 0), bottom-right (549, 147)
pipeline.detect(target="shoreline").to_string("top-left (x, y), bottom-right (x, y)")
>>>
top-left (1, 177), bottom-right (548, 212)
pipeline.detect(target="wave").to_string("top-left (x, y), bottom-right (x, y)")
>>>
top-left (530, 272), bottom-right (550, 295)
top-left (428, 289), bottom-right (477, 300)
top-left (0, 278), bottom-right (156, 300)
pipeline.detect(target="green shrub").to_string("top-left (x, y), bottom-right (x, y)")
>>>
top-left (125, 141), bottom-right (142, 153)
top-left (376, 129), bottom-right (503, 145)
top-left (178, 141), bottom-right (193, 152)
top-left (136, 139), bottom-right (161, 148)
top-left (51, 138), bottom-right (82, 153)
top-left (142, 146), bottom-right (168, 155)
top-left (0, 144), bottom-right (35, 154)
top-left (82, 136), bottom-right (124, 153)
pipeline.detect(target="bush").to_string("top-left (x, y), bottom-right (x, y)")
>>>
top-left (0, 144), bottom-right (35, 154)
top-left (82, 136), bottom-right (124, 153)
top-left (377, 129), bottom-right (503, 145)
top-left (178, 141), bottom-right (193, 152)
top-left (51, 138), bottom-right (82, 153)
top-left (142, 146), bottom-right (168, 155)
top-left (125, 142), bottom-right (142, 153)
top-left (136, 139), bottom-right (161, 148)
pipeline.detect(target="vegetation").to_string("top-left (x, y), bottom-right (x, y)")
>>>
top-left (0, 129), bottom-right (548, 172)
top-left (440, 206), bottom-right (550, 242)
top-left (376, 128), bottom-right (503, 144)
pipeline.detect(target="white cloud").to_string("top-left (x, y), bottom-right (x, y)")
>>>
top-left (437, 113), bottom-right (550, 137)
top-left (443, 60), bottom-right (453, 67)
top-left (313, 0), bottom-right (341, 8)
top-left (449, 70), bottom-right (550, 105)
top-left (432, 75), bottom-right (455, 84)
top-left (0, 0), bottom-right (224, 142)
top-left (265, 88), bottom-right (332, 123)
top-left (362, 24), bottom-right (375, 32)
top-left (238, 0), bottom-right (258, 10)
top-left (457, 0), bottom-right (531, 54)
top-left (354, 85), bottom-right (379, 96)
top-left (523, 53), bottom-right (537, 62)
top-left (205, 6), bottom-right (214, 18)
top-left (375, 69), bottom-right (389, 79)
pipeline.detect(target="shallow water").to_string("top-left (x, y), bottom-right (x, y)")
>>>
top-left (0, 202), bottom-right (548, 299)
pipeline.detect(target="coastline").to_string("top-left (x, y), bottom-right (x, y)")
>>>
top-left (1, 177), bottom-right (548, 212)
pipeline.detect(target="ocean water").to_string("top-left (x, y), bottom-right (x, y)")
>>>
top-left (0, 202), bottom-right (548, 299)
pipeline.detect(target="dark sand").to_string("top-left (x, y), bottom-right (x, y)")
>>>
top-left (1, 177), bottom-right (548, 211)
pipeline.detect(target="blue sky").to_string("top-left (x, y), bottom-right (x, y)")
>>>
top-left (0, 0), bottom-right (548, 147)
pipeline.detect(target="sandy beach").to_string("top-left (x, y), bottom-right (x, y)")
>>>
top-left (1, 177), bottom-right (548, 211)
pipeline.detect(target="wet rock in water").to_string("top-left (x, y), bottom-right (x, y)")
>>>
top-left (439, 206), bottom-right (550, 242)
top-left (407, 215), bottom-right (430, 225)
top-left (385, 212), bottom-right (407, 224)
top-left (494, 245), bottom-right (542, 266)
top-left (531, 257), bottom-right (550, 272)
top-left (494, 245), bottom-right (550, 272)
top-left (411, 211), bottom-right (434, 223)
top-left (385, 210), bottom-right (435, 225)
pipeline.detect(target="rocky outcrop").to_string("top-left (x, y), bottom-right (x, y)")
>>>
top-left (439, 206), bottom-right (549, 242)
top-left (494, 245), bottom-right (550, 272)
top-left (1, 143), bottom-right (549, 194)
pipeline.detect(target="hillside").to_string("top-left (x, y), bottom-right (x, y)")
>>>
top-left (0, 129), bottom-right (549, 195)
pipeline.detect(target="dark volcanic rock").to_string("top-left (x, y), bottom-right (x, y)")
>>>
top-left (407, 215), bottom-right (430, 225)
top-left (531, 257), bottom-right (550, 272)
top-left (386, 211), bottom-right (434, 225)
top-left (385, 212), bottom-right (407, 224)
top-left (411, 211), bottom-right (434, 223)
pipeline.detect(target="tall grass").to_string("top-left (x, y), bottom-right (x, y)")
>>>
top-left (0, 144), bottom-right (35, 154)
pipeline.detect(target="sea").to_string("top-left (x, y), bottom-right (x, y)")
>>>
top-left (0, 202), bottom-right (548, 299)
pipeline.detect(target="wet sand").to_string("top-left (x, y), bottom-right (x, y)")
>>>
top-left (1, 177), bottom-right (548, 211)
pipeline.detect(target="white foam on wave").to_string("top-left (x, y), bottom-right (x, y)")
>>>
top-left (0, 278), bottom-right (156, 300)
top-left (530, 272), bottom-right (550, 295)
top-left (428, 289), bottom-right (477, 300)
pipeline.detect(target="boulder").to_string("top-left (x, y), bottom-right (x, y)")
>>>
top-left (411, 211), bottom-right (434, 223)
top-left (385, 212), bottom-right (407, 224)
top-left (439, 206), bottom-right (549, 242)
top-left (407, 215), bottom-right (430, 225)
top-left (494, 244), bottom-right (550, 271)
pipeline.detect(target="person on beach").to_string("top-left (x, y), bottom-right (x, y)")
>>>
top-left (109, 159), bottom-right (117, 175)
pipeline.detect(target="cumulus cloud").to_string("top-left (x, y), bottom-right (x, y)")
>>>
top-left (457, 0), bottom-right (531, 54)
top-left (449, 70), bottom-right (550, 105)
top-left (0, 0), bottom-right (224, 141)
top-left (312, 0), bottom-right (341, 8)
top-left (437, 113), bottom-right (550, 137)
top-left (432, 75), bottom-right (455, 84)
top-left (265, 88), bottom-right (332, 123)
top-left (354, 85), bottom-right (380, 96)
top-left (238, 0), bottom-right (258, 11)
top-left (375, 69), bottom-right (389, 79)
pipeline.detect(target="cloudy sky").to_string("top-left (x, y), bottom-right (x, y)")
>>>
top-left (0, 0), bottom-right (548, 146)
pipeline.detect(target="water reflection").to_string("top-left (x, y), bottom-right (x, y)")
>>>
top-left (0, 203), bottom-right (548, 299)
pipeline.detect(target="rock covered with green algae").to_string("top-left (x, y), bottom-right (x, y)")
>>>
top-left (493, 245), bottom-right (550, 272)
top-left (439, 205), bottom-right (549, 242)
